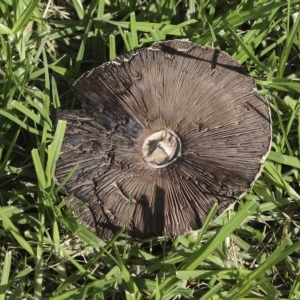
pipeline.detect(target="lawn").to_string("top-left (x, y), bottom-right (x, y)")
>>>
top-left (1, 0), bottom-right (300, 299)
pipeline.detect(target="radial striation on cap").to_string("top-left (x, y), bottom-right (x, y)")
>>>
top-left (55, 40), bottom-right (272, 240)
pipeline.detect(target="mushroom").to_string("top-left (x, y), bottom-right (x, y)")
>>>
top-left (55, 40), bottom-right (272, 240)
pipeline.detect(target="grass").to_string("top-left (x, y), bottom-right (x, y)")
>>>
top-left (1, 0), bottom-right (300, 299)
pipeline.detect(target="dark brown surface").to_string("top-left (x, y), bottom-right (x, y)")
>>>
top-left (55, 40), bottom-right (272, 240)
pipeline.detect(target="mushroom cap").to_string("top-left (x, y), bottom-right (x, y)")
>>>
top-left (55, 40), bottom-right (272, 240)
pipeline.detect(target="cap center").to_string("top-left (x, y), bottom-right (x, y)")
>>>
top-left (141, 130), bottom-right (181, 168)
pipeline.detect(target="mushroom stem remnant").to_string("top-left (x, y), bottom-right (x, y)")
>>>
top-left (55, 40), bottom-right (272, 240)
top-left (141, 130), bottom-right (181, 168)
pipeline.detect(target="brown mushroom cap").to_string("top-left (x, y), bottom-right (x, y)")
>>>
top-left (55, 40), bottom-right (272, 240)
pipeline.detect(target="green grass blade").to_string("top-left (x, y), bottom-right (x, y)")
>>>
top-left (184, 200), bottom-right (256, 270)
top-left (54, 229), bottom-right (123, 295)
top-left (109, 34), bottom-right (116, 59)
top-left (54, 164), bottom-right (78, 193)
top-left (34, 192), bottom-right (45, 299)
top-left (46, 120), bottom-right (66, 187)
top-left (51, 76), bottom-right (61, 109)
top-left (160, 0), bottom-right (175, 24)
top-left (129, 12), bottom-right (138, 49)
top-left (277, 10), bottom-right (300, 77)
top-left (195, 203), bottom-right (218, 245)
top-left (232, 240), bottom-right (300, 298)
top-left (0, 109), bottom-right (50, 137)
top-left (199, 283), bottom-right (223, 300)
top-left (264, 161), bottom-right (300, 203)
top-left (228, 26), bottom-right (269, 72)
top-left (224, 2), bottom-right (285, 27)
top-left (0, 267), bottom-right (32, 297)
top-left (114, 246), bottom-right (143, 298)
top-left (267, 151), bottom-right (300, 169)
top-left (271, 78), bottom-right (300, 93)
top-left (0, 206), bottom-right (35, 257)
top-left (52, 220), bottom-right (67, 280)
top-left (11, 101), bottom-right (41, 125)
top-left (42, 48), bottom-right (50, 112)
top-left (12, 0), bottom-right (39, 33)
top-left (152, 200), bottom-right (257, 297)
top-left (71, 0), bottom-right (84, 20)
top-left (0, 23), bottom-right (13, 34)
top-left (31, 148), bottom-right (47, 190)
top-left (73, 20), bottom-right (92, 76)
top-left (289, 267), bottom-right (300, 299)
top-left (0, 127), bottom-right (20, 177)
top-left (0, 251), bottom-right (11, 300)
